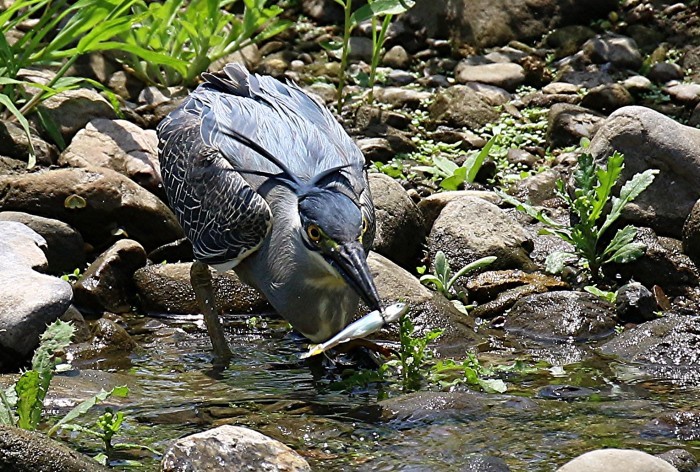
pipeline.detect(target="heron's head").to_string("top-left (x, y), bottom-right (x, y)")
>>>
top-left (297, 189), bottom-right (381, 310)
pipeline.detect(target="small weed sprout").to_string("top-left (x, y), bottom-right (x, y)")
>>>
top-left (499, 150), bottom-right (658, 280)
top-left (395, 315), bottom-right (443, 391)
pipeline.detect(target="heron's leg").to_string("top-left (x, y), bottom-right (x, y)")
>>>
top-left (190, 261), bottom-right (232, 360)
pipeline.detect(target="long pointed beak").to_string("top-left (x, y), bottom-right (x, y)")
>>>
top-left (329, 242), bottom-right (381, 310)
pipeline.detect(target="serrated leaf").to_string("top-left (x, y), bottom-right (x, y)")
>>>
top-left (545, 251), bottom-right (576, 274)
top-left (601, 168), bottom-right (658, 236)
top-left (590, 151), bottom-right (624, 224)
top-left (47, 385), bottom-right (129, 437)
top-left (607, 242), bottom-right (646, 264)
top-left (573, 153), bottom-right (596, 193)
top-left (602, 225), bottom-right (637, 258)
top-left (15, 370), bottom-right (41, 430)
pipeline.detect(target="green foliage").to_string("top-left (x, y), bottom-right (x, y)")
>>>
top-left (395, 315), bottom-right (443, 391)
top-left (584, 285), bottom-right (617, 303)
top-left (326, 0), bottom-right (414, 112)
top-left (118, 0), bottom-right (289, 87)
top-left (430, 353), bottom-right (536, 393)
top-left (499, 151), bottom-right (658, 279)
top-left (60, 268), bottom-right (83, 283)
top-left (420, 250), bottom-right (496, 313)
top-left (414, 136), bottom-right (496, 190)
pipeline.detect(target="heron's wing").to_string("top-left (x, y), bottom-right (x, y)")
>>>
top-left (158, 111), bottom-right (271, 267)
top-left (192, 64), bottom-right (366, 185)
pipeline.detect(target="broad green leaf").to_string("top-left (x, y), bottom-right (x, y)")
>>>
top-left (351, 0), bottom-right (415, 25)
top-left (600, 168), bottom-right (658, 236)
top-left (440, 167), bottom-right (466, 191)
top-left (590, 151), bottom-right (624, 224)
top-left (583, 285), bottom-right (617, 303)
top-left (573, 153), bottom-right (596, 193)
top-left (434, 250), bottom-right (449, 282)
top-left (602, 225), bottom-right (637, 258)
top-left (432, 155), bottom-right (459, 176)
top-left (478, 378), bottom-right (507, 393)
top-left (465, 135), bottom-right (495, 183)
top-left (419, 275), bottom-right (444, 293)
top-left (47, 385), bottom-right (129, 437)
top-left (607, 242), bottom-right (646, 264)
top-left (15, 370), bottom-right (41, 430)
top-left (545, 251), bottom-right (576, 274)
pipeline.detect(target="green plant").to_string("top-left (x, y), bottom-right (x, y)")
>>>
top-left (325, 0), bottom-right (414, 113)
top-left (420, 251), bottom-right (496, 313)
top-left (56, 406), bottom-right (159, 466)
top-left (429, 353), bottom-right (537, 393)
top-left (414, 136), bottom-right (496, 190)
top-left (584, 285), bottom-right (617, 303)
top-left (499, 151), bottom-right (658, 279)
top-left (118, 0), bottom-right (289, 87)
top-left (395, 315), bottom-right (442, 391)
top-left (60, 268), bottom-right (83, 283)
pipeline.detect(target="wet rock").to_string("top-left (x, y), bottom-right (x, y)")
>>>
top-left (34, 88), bottom-right (116, 142)
top-left (615, 282), bottom-right (657, 323)
top-left (59, 119), bottom-right (161, 195)
top-left (0, 424), bottom-right (110, 472)
top-left (454, 62), bottom-right (525, 92)
top-left (133, 262), bottom-right (269, 314)
top-left (607, 228), bottom-right (699, 295)
top-left (648, 62), bottom-right (684, 84)
top-left (373, 87), bottom-right (431, 109)
top-left (0, 120), bottom-right (58, 166)
top-left (599, 313), bottom-right (700, 383)
top-left (382, 45), bottom-right (410, 69)
top-left (546, 25), bottom-right (597, 58)
top-left (357, 138), bottom-right (394, 162)
top-left (466, 270), bottom-right (568, 319)
top-left (665, 83), bottom-right (700, 106)
top-left (547, 103), bottom-right (605, 148)
top-left (73, 239), bottom-right (147, 314)
top-left (0, 167), bottom-right (183, 252)
top-left (0, 221), bottom-right (48, 271)
top-left (68, 318), bottom-right (137, 364)
top-left (418, 190), bottom-right (500, 230)
top-left (505, 291), bottom-right (616, 342)
top-left (0, 212), bottom-right (85, 275)
top-left (581, 34), bottom-right (644, 70)
top-left (364, 252), bottom-right (485, 357)
top-left (588, 106), bottom-right (700, 237)
top-left (462, 454), bottom-right (511, 472)
top-left (580, 83), bottom-right (635, 114)
top-left (60, 305), bottom-right (92, 343)
top-left (348, 36), bottom-right (373, 62)
top-left (369, 173), bottom-right (425, 269)
top-left (512, 169), bottom-right (562, 205)
top-left (644, 411), bottom-right (700, 441)
top-left (556, 449), bottom-right (677, 472)
top-left (161, 425), bottom-right (310, 472)
top-left (377, 390), bottom-right (487, 423)
top-left (656, 449), bottom-right (698, 472)
top-left (429, 85), bottom-right (499, 129)
top-left (682, 199), bottom-right (700, 269)
top-left (427, 196), bottom-right (535, 272)
top-left (537, 385), bottom-right (596, 401)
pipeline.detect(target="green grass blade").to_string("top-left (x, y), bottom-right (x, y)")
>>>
top-left (0, 94), bottom-right (36, 168)
top-left (47, 386), bottom-right (129, 437)
top-left (465, 135), bottom-right (495, 183)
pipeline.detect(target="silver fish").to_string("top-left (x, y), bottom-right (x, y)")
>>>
top-left (299, 302), bottom-right (409, 359)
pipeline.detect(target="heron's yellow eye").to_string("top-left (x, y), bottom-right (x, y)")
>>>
top-left (361, 217), bottom-right (368, 234)
top-left (307, 224), bottom-right (322, 242)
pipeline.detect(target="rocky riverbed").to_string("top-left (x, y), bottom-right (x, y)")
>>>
top-left (2, 0), bottom-right (700, 470)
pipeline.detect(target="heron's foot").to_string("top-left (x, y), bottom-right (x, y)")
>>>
top-left (190, 261), bottom-right (233, 362)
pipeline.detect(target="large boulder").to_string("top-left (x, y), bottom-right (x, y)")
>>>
top-left (427, 196), bottom-right (535, 272)
top-left (0, 425), bottom-right (110, 472)
top-left (0, 167), bottom-right (183, 252)
top-left (59, 119), bottom-right (162, 194)
top-left (161, 425), bottom-right (310, 472)
top-left (368, 173), bottom-right (425, 269)
top-left (406, 0), bottom-right (616, 48)
top-left (588, 105), bottom-right (700, 237)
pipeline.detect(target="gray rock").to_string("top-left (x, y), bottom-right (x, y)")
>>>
top-left (68, 318), bottom-right (137, 365)
top-left (454, 62), bottom-right (525, 91)
top-left (134, 262), bottom-right (269, 315)
top-left (59, 119), bottom-right (161, 194)
top-left (622, 75), bottom-right (654, 94)
top-left (300, 0), bottom-right (343, 24)
top-left (0, 167), bottom-right (183, 252)
top-left (656, 449), bottom-right (698, 472)
top-left (354, 106), bottom-right (411, 131)
top-left (546, 25), bottom-right (597, 58)
top-left (615, 282), bottom-right (657, 323)
top-left (547, 103), bottom-right (605, 148)
top-left (665, 83), bottom-right (700, 105)
top-left (599, 313), bottom-right (700, 383)
top-left (0, 425), bottom-right (110, 472)
top-left (427, 196), bottom-right (535, 272)
top-left (418, 191), bottom-right (501, 231)
top-left (0, 120), bottom-right (58, 166)
top-left (645, 411), bottom-right (700, 441)
top-left (588, 106), bottom-right (700, 237)
top-left (0, 212), bottom-right (85, 275)
top-left (0, 221), bottom-right (48, 271)
top-left (0, 264), bottom-right (72, 362)
top-left (348, 36), bottom-right (373, 62)
top-left (34, 88), bottom-right (116, 142)
top-left (373, 87), bottom-right (432, 109)
top-left (429, 85), bottom-right (500, 130)
top-left (73, 239), bottom-right (147, 314)
top-left (648, 62), bottom-right (684, 84)
top-left (369, 173), bottom-right (425, 269)
top-left (542, 82), bottom-right (580, 94)
top-left (581, 34), bottom-right (644, 70)
top-left (557, 449), bottom-right (676, 472)
top-left (513, 169), bottom-right (562, 205)
top-left (505, 291), bottom-right (616, 342)
top-left (161, 425), bottom-right (310, 472)
top-left (382, 45), bottom-right (410, 69)
top-left (580, 83), bottom-right (635, 113)
top-left (464, 82), bottom-right (512, 106)
top-left (377, 390), bottom-right (487, 423)
top-left (386, 69), bottom-right (416, 86)
top-left (357, 138), bottom-right (395, 162)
